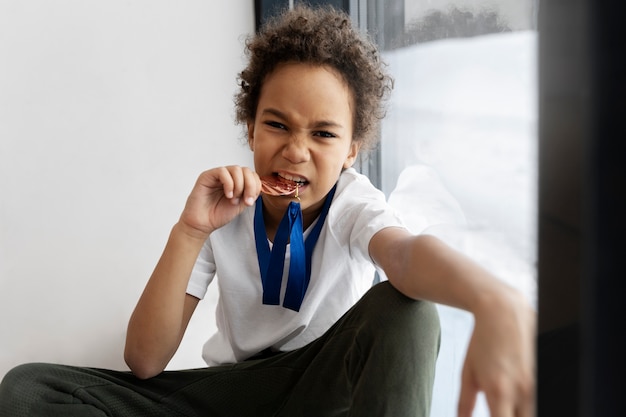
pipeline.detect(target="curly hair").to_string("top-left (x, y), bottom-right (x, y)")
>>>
top-left (234, 5), bottom-right (393, 151)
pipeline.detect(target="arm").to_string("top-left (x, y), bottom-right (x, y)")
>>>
top-left (124, 225), bottom-right (203, 379)
top-left (370, 227), bottom-right (535, 417)
top-left (124, 166), bottom-right (261, 379)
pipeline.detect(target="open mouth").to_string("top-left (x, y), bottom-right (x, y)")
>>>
top-left (260, 174), bottom-right (307, 196)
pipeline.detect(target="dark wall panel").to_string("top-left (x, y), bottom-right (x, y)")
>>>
top-left (538, 0), bottom-right (626, 416)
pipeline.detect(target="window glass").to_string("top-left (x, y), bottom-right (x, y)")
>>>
top-left (365, 1), bottom-right (538, 415)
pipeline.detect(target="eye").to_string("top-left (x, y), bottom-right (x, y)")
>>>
top-left (265, 121), bottom-right (287, 130)
top-left (313, 131), bottom-right (336, 138)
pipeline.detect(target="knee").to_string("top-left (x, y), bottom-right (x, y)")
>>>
top-left (1, 364), bottom-right (30, 404)
top-left (358, 282), bottom-right (441, 353)
top-left (363, 282), bottom-right (440, 328)
top-left (0, 363), bottom-right (53, 404)
top-left (1, 362), bottom-right (43, 389)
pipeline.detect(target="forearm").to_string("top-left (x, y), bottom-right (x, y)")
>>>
top-left (374, 230), bottom-right (525, 314)
top-left (124, 222), bottom-right (206, 378)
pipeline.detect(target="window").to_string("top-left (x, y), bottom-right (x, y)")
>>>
top-left (360, 1), bottom-right (538, 415)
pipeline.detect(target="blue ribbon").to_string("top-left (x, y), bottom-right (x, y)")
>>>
top-left (254, 185), bottom-right (337, 311)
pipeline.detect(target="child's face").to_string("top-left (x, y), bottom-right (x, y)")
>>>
top-left (248, 62), bottom-right (359, 217)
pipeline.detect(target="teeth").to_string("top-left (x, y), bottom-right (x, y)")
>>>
top-left (278, 173), bottom-right (306, 183)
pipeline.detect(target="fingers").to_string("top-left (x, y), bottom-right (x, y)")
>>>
top-left (509, 367), bottom-right (535, 417)
top-left (456, 286), bottom-right (536, 417)
top-left (515, 384), bottom-right (535, 417)
top-left (483, 378), bottom-right (534, 417)
top-left (482, 379), bottom-right (515, 417)
top-left (180, 166), bottom-right (260, 236)
top-left (458, 367), bottom-right (535, 417)
top-left (217, 165), bottom-right (260, 206)
top-left (457, 370), bottom-right (478, 417)
top-left (459, 381), bottom-right (514, 417)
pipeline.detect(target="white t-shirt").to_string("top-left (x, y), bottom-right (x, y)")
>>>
top-left (186, 168), bottom-right (406, 366)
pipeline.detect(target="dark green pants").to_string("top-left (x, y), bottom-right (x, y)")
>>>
top-left (0, 282), bottom-right (440, 417)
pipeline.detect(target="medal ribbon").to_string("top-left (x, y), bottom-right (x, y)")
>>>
top-left (254, 185), bottom-right (337, 311)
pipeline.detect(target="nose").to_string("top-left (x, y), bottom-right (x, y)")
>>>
top-left (282, 133), bottom-right (310, 164)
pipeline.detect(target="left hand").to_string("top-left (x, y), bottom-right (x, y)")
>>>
top-left (457, 289), bottom-right (536, 417)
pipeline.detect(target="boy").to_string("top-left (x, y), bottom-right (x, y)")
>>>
top-left (0, 5), bottom-right (534, 417)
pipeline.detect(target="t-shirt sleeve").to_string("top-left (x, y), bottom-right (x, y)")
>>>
top-left (351, 200), bottom-right (406, 260)
top-left (186, 238), bottom-right (217, 299)
top-left (330, 171), bottom-right (407, 266)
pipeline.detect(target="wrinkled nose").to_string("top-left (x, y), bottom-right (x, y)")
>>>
top-left (282, 134), bottom-right (310, 164)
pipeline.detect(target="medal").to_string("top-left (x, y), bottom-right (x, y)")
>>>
top-left (253, 182), bottom-right (337, 311)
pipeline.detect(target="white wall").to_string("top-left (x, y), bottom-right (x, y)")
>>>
top-left (0, 1), bottom-right (255, 378)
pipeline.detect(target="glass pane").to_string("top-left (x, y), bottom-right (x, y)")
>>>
top-left (368, 1), bottom-right (538, 416)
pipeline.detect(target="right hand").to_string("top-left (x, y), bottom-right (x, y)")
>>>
top-left (178, 166), bottom-right (261, 239)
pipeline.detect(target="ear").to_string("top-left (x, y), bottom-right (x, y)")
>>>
top-left (343, 141), bottom-right (361, 169)
top-left (247, 121), bottom-right (255, 151)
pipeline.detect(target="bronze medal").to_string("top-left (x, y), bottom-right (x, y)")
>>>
top-left (260, 175), bottom-right (298, 197)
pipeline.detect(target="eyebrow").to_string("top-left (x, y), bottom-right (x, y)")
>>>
top-left (261, 108), bottom-right (344, 130)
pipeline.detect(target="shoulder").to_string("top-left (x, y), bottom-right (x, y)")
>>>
top-left (327, 168), bottom-right (406, 245)
top-left (333, 167), bottom-right (386, 203)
